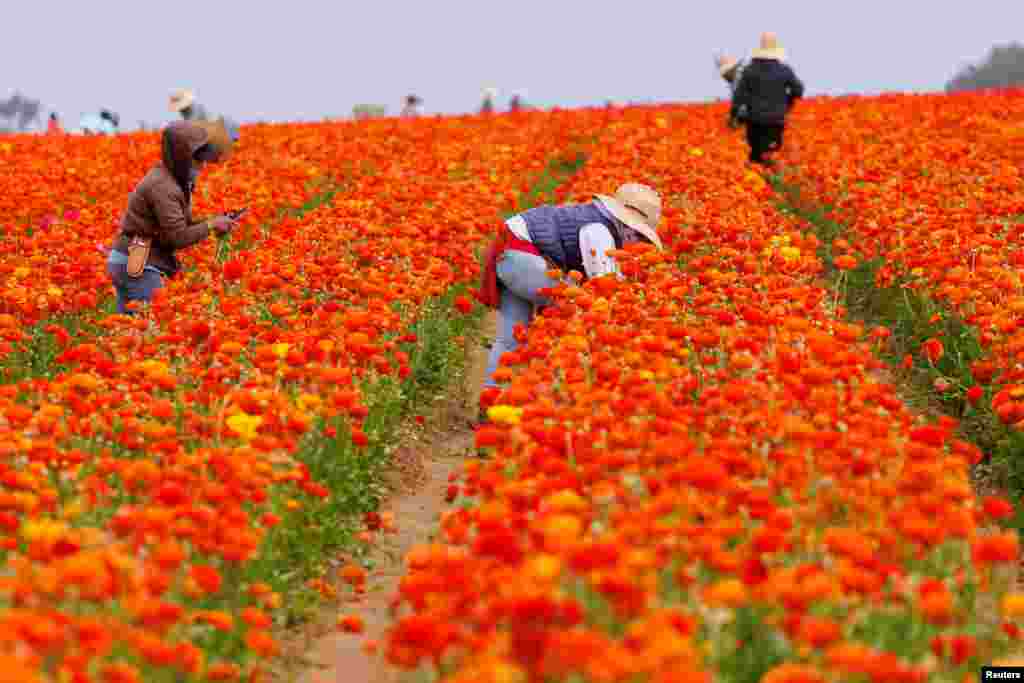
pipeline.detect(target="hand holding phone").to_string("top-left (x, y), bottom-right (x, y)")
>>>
top-left (226, 207), bottom-right (249, 221)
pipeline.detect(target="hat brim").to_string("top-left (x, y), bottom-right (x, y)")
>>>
top-left (193, 118), bottom-right (235, 162)
top-left (719, 62), bottom-right (738, 77)
top-left (595, 195), bottom-right (663, 251)
top-left (169, 95), bottom-right (194, 113)
top-left (751, 47), bottom-right (786, 60)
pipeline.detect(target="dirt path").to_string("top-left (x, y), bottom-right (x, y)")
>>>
top-left (279, 312), bottom-right (495, 683)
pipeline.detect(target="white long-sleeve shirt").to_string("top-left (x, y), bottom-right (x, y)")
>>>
top-left (506, 214), bottom-right (619, 279)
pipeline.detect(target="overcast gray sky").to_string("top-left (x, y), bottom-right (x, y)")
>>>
top-left (4, 1), bottom-right (1022, 130)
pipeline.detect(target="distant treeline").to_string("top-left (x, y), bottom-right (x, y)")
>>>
top-left (947, 42), bottom-right (1024, 92)
top-left (0, 92), bottom-right (41, 132)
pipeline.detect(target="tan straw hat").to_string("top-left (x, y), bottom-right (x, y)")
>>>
top-left (169, 89), bottom-right (195, 113)
top-left (193, 117), bottom-right (235, 162)
top-left (595, 183), bottom-right (663, 251)
top-left (717, 55), bottom-right (739, 76)
top-left (752, 32), bottom-right (786, 60)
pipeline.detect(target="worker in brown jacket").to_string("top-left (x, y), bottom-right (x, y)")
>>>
top-left (107, 120), bottom-right (238, 313)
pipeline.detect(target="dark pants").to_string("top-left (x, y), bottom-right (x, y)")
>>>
top-left (746, 122), bottom-right (785, 165)
top-left (107, 262), bottom-right (163, 314)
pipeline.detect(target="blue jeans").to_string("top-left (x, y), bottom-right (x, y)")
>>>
top-left (483, 250), bottom-right (559, 387)
top-left (107, 261), bottom-right (164, 314)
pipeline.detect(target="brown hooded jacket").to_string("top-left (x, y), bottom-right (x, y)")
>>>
top-left (113, 121), bottom-right (214, 275)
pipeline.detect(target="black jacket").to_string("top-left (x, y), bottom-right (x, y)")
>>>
top-left (731, 58), bottom-right (804, 125)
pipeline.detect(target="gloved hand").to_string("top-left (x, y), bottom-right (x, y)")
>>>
top-left (210, 215), bottom-right (238, 236)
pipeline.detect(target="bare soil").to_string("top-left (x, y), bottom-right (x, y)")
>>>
top-left (269, 312), bottom-right (495, 683)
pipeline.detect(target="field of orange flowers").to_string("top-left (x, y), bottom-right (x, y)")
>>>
top-left (383, 101), bottom-right (1024, 683)
top-left (1, 92), bottom-right (1022, 683)
top-left (774, 92), bottom-right (1024, 490)
top-left (0, 109), bottom-right (620, 682)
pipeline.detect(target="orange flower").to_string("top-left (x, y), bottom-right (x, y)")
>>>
top-left (337, 614), bottom-right (365, 634)
top-left (762, 664), bottom-right (825, 683)
top-left (244, 630), bottom-right (279, 658)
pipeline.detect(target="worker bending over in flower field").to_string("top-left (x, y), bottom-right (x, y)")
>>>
top-left (107, 120), bottom-right (238, 313)
top-left (477, 183), bottom-right (663, 417)
top-left (730, 32), bottom-right (804, 166)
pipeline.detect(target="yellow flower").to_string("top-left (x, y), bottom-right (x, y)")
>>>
top-left (1002, 593), bottom-right (1024, 618)
top-left (139, 360), bottom-right (169, 375)
top-left (61, 499), bottom-right (85, 521)
top-left (226, 412), bottom-right (263, 441)
top-left (272, 343), bottom-right (291, 359)
top-left (297, 393), bottom-right (322, 412)
top-left (22, 518), bottom-right (69, 544)
top-left (525, 554), bottom-right (562, 583)
top-left (779, 246), bottom-right (801, 261)
top-left (487, 405), bottom-right (523, 425)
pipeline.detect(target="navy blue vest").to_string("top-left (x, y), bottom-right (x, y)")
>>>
top-left (519, 201), bottom-right (623, 274)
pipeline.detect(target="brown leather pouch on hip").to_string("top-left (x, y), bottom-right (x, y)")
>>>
top-left (126, 236), bottom-right (152, 278)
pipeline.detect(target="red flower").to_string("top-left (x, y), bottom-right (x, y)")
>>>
top-left (982, 496), bottom-right (1014, 521)
top-left (223, 259), bottom-right (245, 280)
top-left (921, 338), bottom-right (944, 363)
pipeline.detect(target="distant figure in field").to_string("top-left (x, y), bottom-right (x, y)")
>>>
top-left (401, 95), bottom-right (423, 118)
top-left (169, 89), bottom-right (210, 122)
top-left (716, 54), bottom-right (748, 128)
top-left (79, 109), bottom-right (119, 135)
top-left (47, 113), bottom-right (63, 134)
top-left (100, 110), bottom-right (120, 131)
top-left (169, 89), bottom-right (240, 149)
top-left (731, 32), bottom-right (804, 166)
top-left (509, 91), bottom-right (528, 112)
top-left (480, 87), bottom-right (498, 114)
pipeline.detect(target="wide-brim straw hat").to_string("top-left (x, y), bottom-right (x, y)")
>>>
top-left (751, 32), bottom-right (786, 60)
top-left (193, 117), bottom-right (235, 162)
top-left (594, 183), bottom-right (663, 251)
top-left (169, 89), bottom-right (195, 113)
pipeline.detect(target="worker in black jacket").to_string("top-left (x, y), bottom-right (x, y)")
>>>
top-left (731, 33), bottom-right (804, 166)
